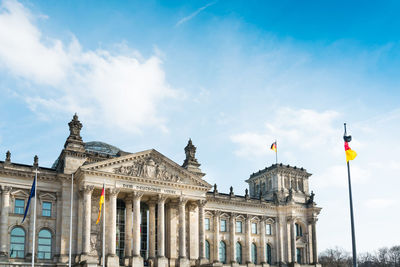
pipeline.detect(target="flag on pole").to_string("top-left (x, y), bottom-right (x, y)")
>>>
top-left (22, 175), bottom-right (36, 223)
top-left (96, 184), bottom-right (105, 224)
top-left (270, 142), bottom-right (277, 152)
top-left (344, 141), bottom-right (357, 162)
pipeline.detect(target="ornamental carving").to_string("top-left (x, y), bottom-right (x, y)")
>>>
top-left (113, 157), bottom-right (187, 183)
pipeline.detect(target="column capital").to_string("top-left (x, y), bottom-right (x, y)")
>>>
top-left (82, 185), bottom-right (94, 194)
top-left (198, 199), bottom-right (207, 207)
top-left (179, 196), bottom-right (188, 206)
top-left (132, 191), bottom-right (144, 200)
top-left (108, 188), bottom-right (120, 197)
top-left (1, 185), bottom-right (12, 193)
top-left (213, 210), bottom-right (221, 217)
top-left (158, 194), bottom-right (168, 204)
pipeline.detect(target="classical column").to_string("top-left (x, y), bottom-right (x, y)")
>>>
top-left (245, 215), bottom-right (251, 263)
top-left (229, 213), bottom-right (236, 263)
top-left (260, 218), bottom-right (267, 264)
top-left (106, 188), bottom-right (119, 267)
top-left (311, 219), bottom-right (318, 264)
top-left (197, 200), bottom-right (206, 262)
top-left (157, 195), bottom-right (169, 267)
top-left (0, 186), bottom-right (11, 257)
top-left (55, 191), bottom-right (62, 260)
top-left (276, 217), bottom-right (283, 264)
top-left (148, 201), bottom-right (156, 259)
top-left (178, 198), bottom-right (187, 258)
top-left (131, 191), bottom-right (144, 267)
top-left (213, 211), bottom-right (220, 262)
top-left (82, 185), bottom-right (94, 255)
top-left (124, 197), bottom-right (133, 266)
top-left (290, 220), bottom-right (296, 263)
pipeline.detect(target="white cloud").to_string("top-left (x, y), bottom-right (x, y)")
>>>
top-left (0, 0), bottom-right (177, 133)
top-left (230, 107), bottom-right (341, 157)
top-left (365, 198), bottom-right (397, 209)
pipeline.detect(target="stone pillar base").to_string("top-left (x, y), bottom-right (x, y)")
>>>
top-left (157, 256), bottom-right (169, 267)
top-left (246, 263), bottom-right (255, 267)
top-left (131, 256), bottom-right (144, 267)
top-left (0, 252), bottom-right (8, 261)
top-left (231, 262), bottom-right (240, 267)
top-left (178, 257), bottom-right (190, 267)
top-left (124, 256), bottom-right (131, 266)
top-left (211, 262), bottom-right (223, 267)
top-left (106, 254), bottom-right (119, 267)
top-left (196, 258), bottom-right (209, 266)
top-left (261, 263), bottom-right (270, 267)
top-left (79, 254), bottom-right (98, 266)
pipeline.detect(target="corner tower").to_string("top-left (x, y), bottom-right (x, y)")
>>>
top-left (245, 163), bottom-right (312, 204)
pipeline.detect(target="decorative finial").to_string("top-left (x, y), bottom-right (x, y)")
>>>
top-left (5, 150), bottom-right (11, 163)
top-left (229, 186), bottom-right (234, 197)
top-left (64, 113), bottom-right (85, 151)
top-left (182, 138), bottom-right (205, 177)
top-left (33, 155), bottom-right (39, 167)
top-left (213, 183), bottom-right (218, 193)
top-left (245, 188), bottom-right (249, 200)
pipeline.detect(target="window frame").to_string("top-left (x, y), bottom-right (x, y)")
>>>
top-left (219, 241), bottom-right (226, 264)
top-left (205, 240), bottom-right (210, 260)
top-left (236, 221), bottom-right (242, 233)
top-left (266, 223), bottom-right (272, 235)
top-left (251, 222), bottom-right (258, 234)
top-left (10, 227), bottom-right (25, 258)
top-left (37, 229), bottom-right (52, 260)
top-left (42, 201), bottom-right (52, 217)
top-left (220, 219), bottom-right (227, 232)
top-left (14, 199), bottom-right (25, 214)
top-left (251, 243), bottom-right (257, 264)
top-left (236, 242), bottom-right (242, 264)
top-left (295, 223), bottom-right (303, 237)
top-left (205, 218), bottom-right (210, 231)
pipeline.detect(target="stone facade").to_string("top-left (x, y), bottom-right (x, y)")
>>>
top-left (0, 115), bottom-right (321, 267)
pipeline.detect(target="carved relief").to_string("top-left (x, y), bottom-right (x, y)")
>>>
top-left (113, 157), bottom-right (187, 183)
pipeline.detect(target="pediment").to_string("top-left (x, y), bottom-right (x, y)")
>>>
top-left (80, 149), bottom-right (211, 189)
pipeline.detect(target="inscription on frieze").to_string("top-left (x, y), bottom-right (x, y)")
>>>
top-left (116, 181), bottom-right (180, 195)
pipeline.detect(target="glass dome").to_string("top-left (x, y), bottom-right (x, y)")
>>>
top-left (84, 141), bottom-right (122, 156)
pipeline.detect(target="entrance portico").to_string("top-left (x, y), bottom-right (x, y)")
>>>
top-left (76, 149), bottom-right (210, 267)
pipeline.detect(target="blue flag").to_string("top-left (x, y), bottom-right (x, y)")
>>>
top-left (21, 176), bottom-right (36, 223)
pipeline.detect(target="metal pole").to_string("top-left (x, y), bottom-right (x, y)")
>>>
top-left (275, 140), bottom-right (278, 164)
top-left (32, 169), bottom-right (37, 267)
top-left (103, 182), bottom-right (106, 267)
top-left (344, 123), bottom-right (357, 267)
top-left (69, 173), bottom-right (74, 267)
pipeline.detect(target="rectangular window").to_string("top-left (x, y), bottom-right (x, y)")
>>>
top-left (220, 219), bottom-right (227, 232)
top-left (251, 222), bottom-right (257, 234)
top-left (42, 202), bottom-right (52, 217)
top-left (236, 221), bottom-right (242, 233)
top-left (205, 218), bottom-right (210, 230)
top-left (14, 199), bottom-right (25, 214)
top-left (266, 224), bottom-right (272, 235)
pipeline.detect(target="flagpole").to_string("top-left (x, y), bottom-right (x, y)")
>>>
top-left (275, 139), bottom-right (278, 164)
top-left (69, 173), bottom-right (74, 267)
top-left (103, 181), bottom-right (106, 267)
top-left (344, 123), bottom-right (357, 267)
top-left (32, 169), bottom-right (38, 267)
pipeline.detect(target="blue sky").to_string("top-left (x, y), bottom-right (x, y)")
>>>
top-left (1, 0), bottom-right (400, 253)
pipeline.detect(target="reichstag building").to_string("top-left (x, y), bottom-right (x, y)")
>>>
top-left (0, 115), bottom-right (321, 267)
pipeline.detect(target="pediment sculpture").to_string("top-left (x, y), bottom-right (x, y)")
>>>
top-left (113, 157), bottom-right (185, 183)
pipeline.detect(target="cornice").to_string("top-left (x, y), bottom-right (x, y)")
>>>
top-left (77, 169), bottom-right (210, 192)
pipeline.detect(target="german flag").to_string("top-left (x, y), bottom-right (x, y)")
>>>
top-left (96, 184), bottom-right (105, 224)
top-left (270, 142), bottom-right (277, 152)
top-left (344, 141), bottom-right (357, 162)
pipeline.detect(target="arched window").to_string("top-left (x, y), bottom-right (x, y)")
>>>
top-left (38, 229), bottom-right (52, 259)
top-left (266, 244), bottom-right (272, 264)
top-left (236, 242), bottom-right (242, 264)
top-left (251, 243), bottom-right (257, 264)
top-left (10, 227), bottom-right (25, 258)
top-left (219, 241), bottom-right (226, 263)
top-left (205, 240), bottom-right (210, 260)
